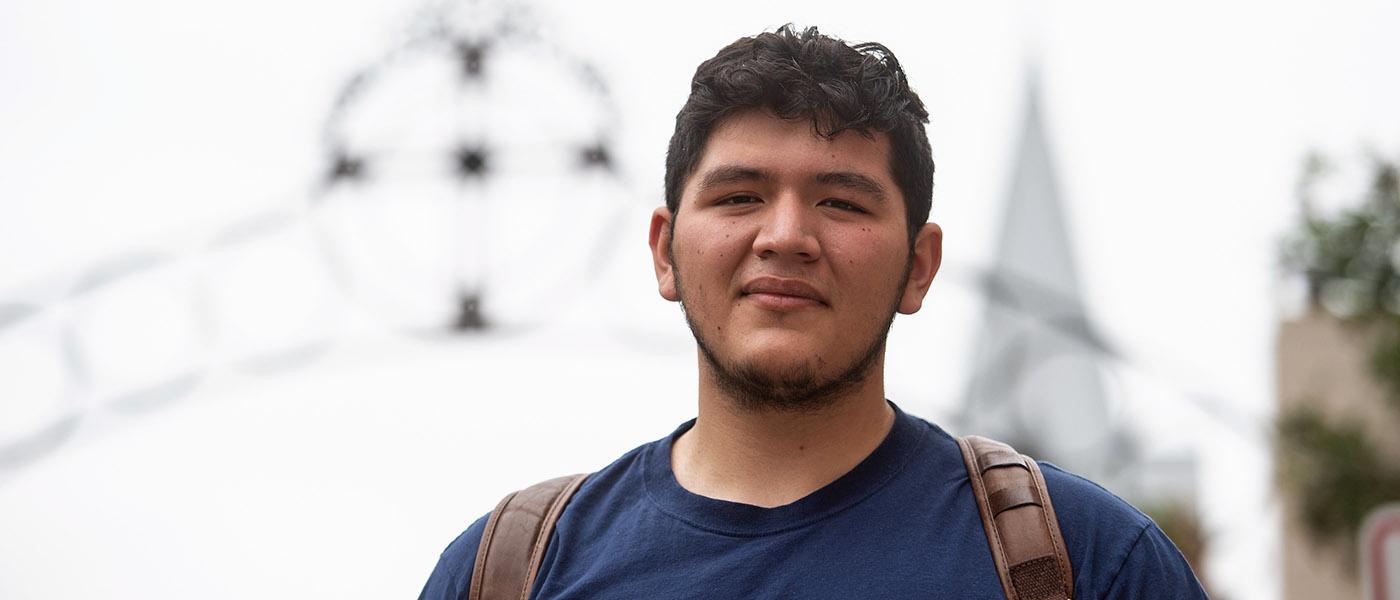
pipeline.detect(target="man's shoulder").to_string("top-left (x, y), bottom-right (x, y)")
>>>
top-left (911, 416), bottom-right (1152, 533)
top-left (417, 431), bottom-right (666, 600)
top-left (419, 513), bottom-right (489, 600)
top-left (1036, 460), bottom-right (1153, 534)
top-left (1031, 461), bottom-right (1206, 596)
top-left (1034, 461), bottom-right (1151, 568)
top-left (911, 418), bottom-right (1203, 597)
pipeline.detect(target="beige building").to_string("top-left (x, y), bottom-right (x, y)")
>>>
top-left (1276, 308), bottom-right (1400, 599)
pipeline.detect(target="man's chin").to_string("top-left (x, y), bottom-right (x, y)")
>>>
top-left (703, 352), bottom-right (873, 413)
top-left (730, 352), bottom-right (819, 378)
top-left (683, 303), bottom-right (894, 412)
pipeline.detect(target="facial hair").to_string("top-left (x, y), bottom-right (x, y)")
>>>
top-left (672, 248), bottom-right (912, 414)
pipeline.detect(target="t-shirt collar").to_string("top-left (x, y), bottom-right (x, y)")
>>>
top-left (641, 400), bottom-right (928, 537)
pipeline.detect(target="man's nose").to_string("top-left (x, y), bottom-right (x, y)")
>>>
top-left (752, 197), bottom-right (820, 262)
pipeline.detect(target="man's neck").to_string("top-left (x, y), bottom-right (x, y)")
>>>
top-left (670, 365), bottom-right (895, 508)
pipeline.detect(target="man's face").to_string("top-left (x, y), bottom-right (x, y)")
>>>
top-left (649, 109), bottom-right (941, 410)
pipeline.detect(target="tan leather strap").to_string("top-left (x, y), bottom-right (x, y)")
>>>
top-left (469, 473), bottom-right (589, 600)
top-left (958, 435), bottom-right (1073, 600)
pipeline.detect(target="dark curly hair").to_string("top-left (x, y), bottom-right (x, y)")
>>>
top-left (664, 25), bottom-right (933, 244)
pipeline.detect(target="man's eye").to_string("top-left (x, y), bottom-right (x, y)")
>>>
top-left (821, 199), bottom-right (866, 213)
top-left (719, 195), bottom-right (761, 205)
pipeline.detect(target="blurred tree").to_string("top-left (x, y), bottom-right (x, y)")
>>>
top-left (1278, 151), bottom-right (1400, 568)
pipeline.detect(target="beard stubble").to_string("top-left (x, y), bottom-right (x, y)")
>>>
top-left (672, 245), bottom-right (911, 414)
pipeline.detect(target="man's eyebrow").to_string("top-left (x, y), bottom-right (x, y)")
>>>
top-left (814, 171), bottom-right (888, 202)
top-left (695, 165), bottom-right (775, 192)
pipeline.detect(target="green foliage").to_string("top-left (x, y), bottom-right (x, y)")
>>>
top-left (1277, 152), bottom-right (1400, 564)
top-left (1276, 407), bottom-right (1400, 558)
top-left (1282, 155), bottom-right (1400, 328)
top-left (1369, 321), bottom-right (1400, 413)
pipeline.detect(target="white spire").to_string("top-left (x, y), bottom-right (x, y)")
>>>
top-left (958, 69), bottom-right (1133, 488)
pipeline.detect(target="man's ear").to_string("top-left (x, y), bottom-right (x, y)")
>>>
top-left (898, 222), bottom-right (943, 315)
top-left (649, 207), bottom-right (680, 302)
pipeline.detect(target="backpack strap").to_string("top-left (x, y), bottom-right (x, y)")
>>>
top-left (469, 473), bottom-right (589, 600)
top-left (957, 435), bottom-right (1074, 600)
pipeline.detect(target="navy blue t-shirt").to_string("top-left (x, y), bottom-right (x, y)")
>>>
top-left (421, 404), bottom-right (1206, 599)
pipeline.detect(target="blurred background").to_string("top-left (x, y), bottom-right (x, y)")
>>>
top-left (3, 0), bottom-right (1399, 598)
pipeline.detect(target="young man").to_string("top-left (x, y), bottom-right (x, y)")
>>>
top-left (420, 25), bottom-right (1207, 599)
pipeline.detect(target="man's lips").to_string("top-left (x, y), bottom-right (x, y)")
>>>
top-left (740, 276), bottom-right (827, 309)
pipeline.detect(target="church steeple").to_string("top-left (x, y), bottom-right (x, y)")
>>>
top-left (958, 72), bottom-right (1132, 486)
